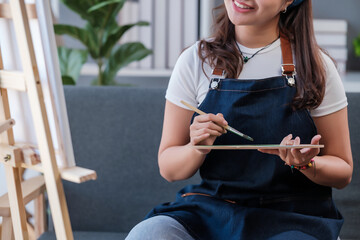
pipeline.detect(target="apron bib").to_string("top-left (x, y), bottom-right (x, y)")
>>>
top-left (146, 35), bottom-right (343, 240)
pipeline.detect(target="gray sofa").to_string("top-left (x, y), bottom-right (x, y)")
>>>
top-left (39, 86), bottom-right (359, 240)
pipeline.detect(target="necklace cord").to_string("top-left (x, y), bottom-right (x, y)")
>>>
top-left (235, 36), bottom-right (280, 63)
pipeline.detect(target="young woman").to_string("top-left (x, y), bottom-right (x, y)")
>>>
top-left (126, 0), bottom-right (353, 239)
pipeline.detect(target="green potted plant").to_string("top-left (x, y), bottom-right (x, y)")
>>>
top-left (354, 34), bottom-right (360, 58)
top-left (55, 0), bottom-right (152, 85)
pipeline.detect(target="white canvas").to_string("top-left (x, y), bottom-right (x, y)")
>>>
top-left (0, 0), bottom-right (75, 174)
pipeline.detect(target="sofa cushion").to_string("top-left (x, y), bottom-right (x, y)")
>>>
top-left (62, 86), bottom-right (201, 233)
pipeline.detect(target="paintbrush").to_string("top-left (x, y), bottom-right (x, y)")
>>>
top-left (180, 100), bottom-right (254, 142)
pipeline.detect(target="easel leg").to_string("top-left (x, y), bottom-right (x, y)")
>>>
top-left (4, 165), bottom-right (29, 240)
top-left (43, 171), bottom-right (73, 240)
top-left (1, 217), bottom-right (15, 240)
top-left (34, 193), bottom-right (46, 237)
top-left (26, 222), bottom-right (36, 240)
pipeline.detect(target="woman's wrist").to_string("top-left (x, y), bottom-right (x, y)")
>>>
top-left (285, 158), bottom-right (316, 177)
top-left (290, 159), bottom-right (315, 170)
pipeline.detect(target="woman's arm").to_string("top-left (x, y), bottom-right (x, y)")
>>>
top-left (303, 107), bottom-right (353, 189)
top-left (158, 100), bottom-right (227, 182)
top-left (259, 107), bottom-right (353, 189)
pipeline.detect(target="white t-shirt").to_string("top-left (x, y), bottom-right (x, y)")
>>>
top-left (166, 39), bottom-right (348, 117)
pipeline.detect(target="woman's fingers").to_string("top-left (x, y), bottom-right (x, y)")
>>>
top-left (191, 121), bottom-right (225, 136)
top-left (311, 134), bottom-right (322, 145)
top-left (191, 133), bottom-right (210, 145)
top-left (192, 114), bottom-right (227, 132)
top-left (216, 113), bottom-right (228, 133)
top-left (191, 127), bottom-right (223, 138)
top-left (279, 134), bottom-right (293, 160)
top-left (191, 133), bottom-right (213, 154)
top-left (194, 113), bottom-right (228, 127)
top-left (190, 113), bottom-right (228, 146)
top-left (302, 134), bottom-right (321, 159)
top-left (258, 134), bottom-right (321, 166)
top-left (291, 137), bottom-right (307, 164)
top-left (291, 135), bottom-right (321, 165)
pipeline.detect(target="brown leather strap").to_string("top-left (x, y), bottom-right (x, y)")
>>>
top-left (212, 33), bottom-right (295, 77)
top-left (280, 33), bottom-right (295, 76)
top-left (212, 67), bottom-right (225, 77)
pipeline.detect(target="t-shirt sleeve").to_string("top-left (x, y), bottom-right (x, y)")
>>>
top-left (310, 53), bottom-right (348, 117)
top-left (165, 43), bottom-right (200, 110)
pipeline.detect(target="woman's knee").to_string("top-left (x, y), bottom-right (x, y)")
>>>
top-left (125, 215), bottom-right (194, 240)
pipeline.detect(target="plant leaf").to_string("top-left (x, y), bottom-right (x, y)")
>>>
top-left (54, 24), bottom-right (99, 58)
top-left (102, 42), bottom-right (152, 84)
top-left (60, 0), bottom-right (125, 29)
top-left (354, 35), bottom-right (360, 57)
top-left (88, 0), bottom-right (125, 13)
top-left (60, 0), bottom-right (98, 26)
top-left (62, 76), bottom-right (76, 85)
top-left (101, 20), bottom-right (119, 45)
top-left (97, 2), bottom-right (125, 34)
top-left (100, 21), bottom-right (150, 57)
top-left (54, 24), bottom-right (96, 52)
top-left (57, 47), bottom-right (88, 84)
top-left (83, 23), bottom-right (101, 58)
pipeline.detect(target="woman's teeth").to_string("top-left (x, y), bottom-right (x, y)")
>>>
top-left (234, 1), bottom-right (251, 9)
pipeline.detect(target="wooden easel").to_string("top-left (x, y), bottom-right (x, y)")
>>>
top-left (0, 1), bottom-right (96, 239)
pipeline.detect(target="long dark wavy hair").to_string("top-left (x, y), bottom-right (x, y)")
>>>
top-left (198, 0), bottom-right (326, 110)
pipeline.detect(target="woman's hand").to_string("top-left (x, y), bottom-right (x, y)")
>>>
top-left (190, 113), bottom-right (228, 154)
top-left (258, 134), bottom-right (322, 167)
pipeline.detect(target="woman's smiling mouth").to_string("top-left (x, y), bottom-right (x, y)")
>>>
top-left (233, 1), bottom-right (254, 9)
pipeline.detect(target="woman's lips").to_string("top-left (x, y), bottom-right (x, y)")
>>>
top-left (233, 1), bottom-right (255, 12)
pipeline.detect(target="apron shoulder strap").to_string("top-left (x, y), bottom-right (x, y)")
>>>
top-left (280, 33), bottom-right (296, 77)
top-left (212, 67), bottom-right (225, 78)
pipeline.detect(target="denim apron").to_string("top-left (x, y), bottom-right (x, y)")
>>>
top-left (146, 36), bottom-right (343, 240)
